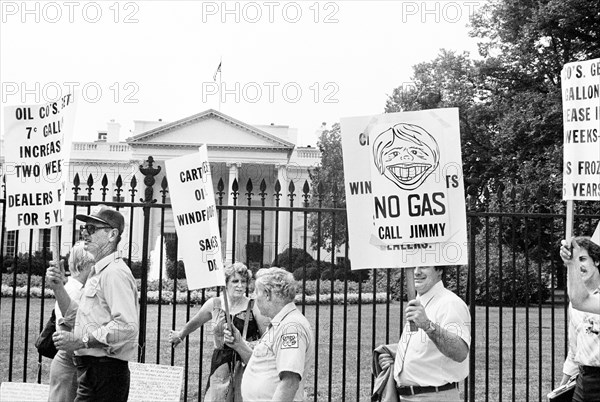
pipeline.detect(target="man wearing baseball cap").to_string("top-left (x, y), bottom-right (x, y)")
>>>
top-left (558, 227), bottom-right (600, 401)
top-left (47, 205), bottom-right (139, 401)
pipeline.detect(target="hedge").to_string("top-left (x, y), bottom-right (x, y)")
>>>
top-left (1, 275), bottom-right (385, 305)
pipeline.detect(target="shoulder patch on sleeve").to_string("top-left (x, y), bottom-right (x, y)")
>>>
top-left (281, 333), bottom-right (299, 349)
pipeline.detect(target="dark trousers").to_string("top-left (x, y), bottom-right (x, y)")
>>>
top-left (73, 356), bottom-right (130, 402)
top-left (573, 365), bottom-right (600, 402)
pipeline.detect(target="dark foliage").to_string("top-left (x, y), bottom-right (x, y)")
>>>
top-left (167, 260), bottom-right (187, 280)
top-left (245, 242), bottom-right (263, 263)
top-left (2, 251), bottom-right (52, 276)
top-left (272, 248), bottom-right (314, 271)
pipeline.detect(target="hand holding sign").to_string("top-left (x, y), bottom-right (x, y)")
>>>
top-left (560, 237), bottom-right (583, 266)
top-left (405, 299), bottom-right (430, 330)
top-left (45, 258), bottom-right (67, 290)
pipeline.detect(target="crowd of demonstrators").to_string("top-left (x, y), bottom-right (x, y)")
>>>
top-left (560, 236), bottom-right (600, 401)
top-left (46, 206), bottom-right (139, 402)
top-left (224, 267), bottom-right (314, 402)
top-left (48, 242), bottom-right (95, 402)
top-left (168, 262), bottom-right (268, 401)
top-left (44, 205), bottom-right (314, 402)
top-left (40, 207), bottom-right (600, 402)
top-left (374, 266), bottom-right (470, 402)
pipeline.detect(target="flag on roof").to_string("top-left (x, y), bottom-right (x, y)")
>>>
top-left (213, 61), bottom-right (221, 82)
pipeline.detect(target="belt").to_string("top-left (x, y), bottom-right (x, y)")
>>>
top-left (397, 382), bottom-right (458, 396)
top-left (73, 355), bottom-right (127, 366)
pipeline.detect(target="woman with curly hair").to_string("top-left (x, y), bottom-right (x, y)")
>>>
top-left (169, 262), bottom-right (267, 401)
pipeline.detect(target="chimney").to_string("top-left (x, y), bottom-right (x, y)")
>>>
top-left (106, 119), bottom-right (121, 142)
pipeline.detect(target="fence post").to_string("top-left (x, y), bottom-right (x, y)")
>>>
top-left (467, 178), bottom-right (479, 402)
top-left (138, 156), bottom-right (161, 362)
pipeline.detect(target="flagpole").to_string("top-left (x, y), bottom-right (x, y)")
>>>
top-left (218, 57), bottom-right (222, 112)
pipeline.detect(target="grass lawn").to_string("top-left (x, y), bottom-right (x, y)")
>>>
top-left (1, 297), bottom-right (568, 401)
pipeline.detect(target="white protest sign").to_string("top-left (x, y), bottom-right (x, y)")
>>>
top-left (2, 95), bottom-right (76, 230)
top-left (561, 58), bottom-right (600, 200)
top-left (128, 362), bottom-right (183, 402)
top-left (165, 146), bottom-right (226, 290)
top-left (341, 108), bottom-right (468, 269)
top-left (0, 382), bottom-right (49, 402)
top-left (593, 222), bottom-right (600, 246)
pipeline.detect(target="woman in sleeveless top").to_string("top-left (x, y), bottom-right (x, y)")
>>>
top-left (48, 242), bottom-right (95, 402)
top-left (169, 262), bottom-right (267, 401)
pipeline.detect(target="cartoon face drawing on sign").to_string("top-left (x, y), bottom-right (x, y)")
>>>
top-left (372, 123), bottom-right (440, 190)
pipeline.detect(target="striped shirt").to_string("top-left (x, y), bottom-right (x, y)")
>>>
top-left (563, 288), bottom-right (600, 376)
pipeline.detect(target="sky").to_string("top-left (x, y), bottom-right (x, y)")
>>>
top-left (1, 0), bottom-right (484, 147)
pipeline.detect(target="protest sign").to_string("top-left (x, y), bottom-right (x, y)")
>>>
top-left (129, 362), bottom-right (183, 402)
top-left (593, 222), bottom-right (600, 246)
top-left (561, 58), bottom-right (600, 201)
top-left (341, 108), bottom-right (467, 269)
top-left (0, 382), bottom-right (49, 402)
top-left (165, 146), bottom-right (226, 290)
top-left (2, 95), bottom-right (76, 230)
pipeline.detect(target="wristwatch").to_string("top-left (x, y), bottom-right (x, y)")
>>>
top-left (424, 320), bottom-right (436, 334)
top-left (82, 333), bottom-right (89, 349)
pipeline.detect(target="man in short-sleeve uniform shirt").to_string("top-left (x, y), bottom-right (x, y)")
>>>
top-left (225, 267), bottom-right (313, 402)
top-left (378, 266), bottom-right (470, 401)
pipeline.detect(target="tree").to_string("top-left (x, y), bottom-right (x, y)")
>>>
top-left (467, 0), bottom-right (598, 197)
top-left (272, 247), bottom-right (314, 271)
top-left (384, 50), bottom-right (499, 191)
top-left (382, 0), bottom-right (600, 273)
top-left (385, 0), bottom-right (599, 201)
top-left (310, 0), bottom-right (599, 267)
top-left (307, 123), bottom-right (348, 252)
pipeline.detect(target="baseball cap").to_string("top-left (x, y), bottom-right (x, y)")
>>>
top-left (76, 205), bottom-right (125, 235)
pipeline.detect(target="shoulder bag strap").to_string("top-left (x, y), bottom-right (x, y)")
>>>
top-left (242, 299), bottom-right (253, 339)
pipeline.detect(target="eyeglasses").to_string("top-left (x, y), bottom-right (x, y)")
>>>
top-left (80, 224), bottom-right (113, 235)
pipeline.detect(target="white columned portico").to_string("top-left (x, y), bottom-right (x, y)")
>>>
top-left (225, 162), bottom-right (241, 262)
top-left (274, 164), bottom-right (290, 258)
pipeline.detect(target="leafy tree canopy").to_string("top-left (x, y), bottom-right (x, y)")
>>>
top-left (386, 0), bottom-right (599, 199)
top-left (310, 0), bottom-right (600, 253)
top-left (307, 123), bottom-right (347, 252)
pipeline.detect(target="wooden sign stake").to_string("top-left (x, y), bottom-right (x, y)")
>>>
top-left (221, 286), bottom-right (234, 332)
top-left (565, 200), bottom-right (574, 240)
top-left (51, 227), bottom-right (60, 267)
top-left (405, 267), bottom-right (417, 332)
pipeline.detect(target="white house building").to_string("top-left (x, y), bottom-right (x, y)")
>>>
top-left (1, 109), bottom-right (324, 270)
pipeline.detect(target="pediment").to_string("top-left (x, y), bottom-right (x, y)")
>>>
top-left (126, 109), bottom-right (295, 150)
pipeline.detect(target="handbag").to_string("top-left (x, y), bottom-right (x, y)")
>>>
top-left (225, 299), bottom-right (253, 402)
top-left (35, 309), bottom-right (58, 358)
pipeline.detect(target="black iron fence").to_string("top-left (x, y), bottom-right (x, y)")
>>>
top-left (1, 157), bottom-right (599, 401)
